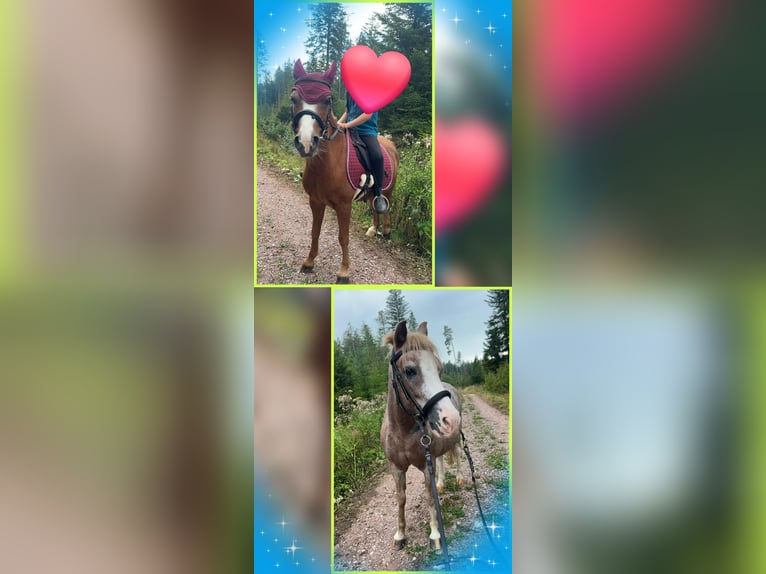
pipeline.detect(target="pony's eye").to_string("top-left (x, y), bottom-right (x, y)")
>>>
top-left (404, 367), bottom-right (417, 377)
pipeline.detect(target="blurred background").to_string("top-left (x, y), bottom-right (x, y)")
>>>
top-left (1, 0), bottom-right (254, 572)
top-left (514, 1), bottom-right (766, 573)
top-left (434, 0), bottom-right (513, 286)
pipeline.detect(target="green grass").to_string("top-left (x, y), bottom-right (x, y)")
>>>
top-left (486, 451), bottom-right (509, 471)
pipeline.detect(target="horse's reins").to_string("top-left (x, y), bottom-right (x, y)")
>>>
top-left (390, 350), bottom-right (508, 571)
top-left (291, 77), bottom-right (343, 142)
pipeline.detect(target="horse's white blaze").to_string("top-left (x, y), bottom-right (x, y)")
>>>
top-left (417, 352), bottom-right (460, 433)
top-left (297, 103), bottom-right (320, 153)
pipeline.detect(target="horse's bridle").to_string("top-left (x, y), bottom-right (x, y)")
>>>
top-left (291, 77), bottom-right (342, 142)
top-left (389, 349), bottom-right (452, 429)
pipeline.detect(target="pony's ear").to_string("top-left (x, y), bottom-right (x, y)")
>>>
top-left (293, 59), bottom-right (307, 79)
top-left (394, 320), bottom-right (408, 350)
top-left (417, 321), bottom-right (428, 335)
top-left (323, 61), bottom-right (337, 83)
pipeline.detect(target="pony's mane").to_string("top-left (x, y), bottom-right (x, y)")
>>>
top-left (382, 331), bottom-right (443, 368)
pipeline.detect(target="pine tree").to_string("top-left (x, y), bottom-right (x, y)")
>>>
top-left (305, 4), bottom-right (350, 73)
top-left (483, 290), bottom-right (510, 372)
top-left (407, 310), bottom-right (418, 332)
top-left (383, 290), bottom-right (411, 331)
top-left (442, 325), bottom-right (455, 360)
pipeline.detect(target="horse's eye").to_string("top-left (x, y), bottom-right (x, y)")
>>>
top-left (404, 367), bottom-right (417, 377)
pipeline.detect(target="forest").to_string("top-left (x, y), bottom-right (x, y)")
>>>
top-left (335, 289), bottom-right (510, 401)
top-left (256, 3), bottom-right (433, 254)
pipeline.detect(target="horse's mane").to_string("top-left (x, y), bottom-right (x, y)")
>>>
top-left (383, 331), bottom-right (443, 369)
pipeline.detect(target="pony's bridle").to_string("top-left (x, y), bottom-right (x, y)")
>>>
top-left (389, 350), bottom-right (451, 429)
top-left (291, 77), bottom-right (342, 142)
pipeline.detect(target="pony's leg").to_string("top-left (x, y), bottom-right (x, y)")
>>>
top-left (392, 468), bottom-right (407, 549)
top-left (301, 198), bottom-right (325, 272)
top-left (436, 456), bottom-right (446, 493)
top-left (381, 207), bottom-right (391, 240)
top-left (424, 469), bottom-right (442, 551)
top-left (454, 444), bottom-right (466, 486)
top-left (366, 197), bottom-right (378, 237)
top-left (335, 202), bottom-right (352, 283)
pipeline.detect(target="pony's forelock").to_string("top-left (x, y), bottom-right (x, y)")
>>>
top-left (382, 330), bottom-right (442, 368)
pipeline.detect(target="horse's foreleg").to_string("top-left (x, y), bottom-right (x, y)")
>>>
top-left (301, 198), bottom-right (325, 272)
top-left (424, 469), bottom-right (442, 551)
top-left (392, 468), bottom-right (407, 549)
top-left (335, 203), bottom-right (351, 283)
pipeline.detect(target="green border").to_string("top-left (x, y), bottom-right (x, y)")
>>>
top-left (254, 0), bottom-right (436, 287)
top-left (0, 0), bottom-right (20, 283)
top-left (329, 286), bottom-right (511, 573)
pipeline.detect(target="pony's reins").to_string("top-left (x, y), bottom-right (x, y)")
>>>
top-left (389, 350), bottom-right (508, 571)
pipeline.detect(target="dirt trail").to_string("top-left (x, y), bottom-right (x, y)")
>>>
top-left (256, 162), bottom-right (431, 285)
top-left (333, 393), bottom-right (510, 572)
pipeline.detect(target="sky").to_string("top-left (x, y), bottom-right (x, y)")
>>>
top-left (333, 289), bottom-right (498, 361)
top-left (256, 2), bottom-right (391, 77)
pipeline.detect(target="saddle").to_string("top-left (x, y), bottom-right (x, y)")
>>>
top-left (345, 129), bottom-right (394, 201)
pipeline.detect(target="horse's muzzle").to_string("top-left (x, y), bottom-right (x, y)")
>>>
top-left (294, 135), bottom-right (319, 158)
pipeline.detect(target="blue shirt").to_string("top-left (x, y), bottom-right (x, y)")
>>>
top-left (346, 92), bottom-right (379, 136)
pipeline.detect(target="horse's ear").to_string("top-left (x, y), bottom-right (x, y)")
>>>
top-left (294, 59), bottom-right (307, 79)
top-left (416, 321), bottom-right (428, 335)
top-left (324, 61), bottom-right (337, 83)
top-left (394, 320), bottom-right (408, 350)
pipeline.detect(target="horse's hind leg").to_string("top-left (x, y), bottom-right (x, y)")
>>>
top-left (381, 208), bottom-right (391, 240)
top-left (392, 467), bottom-right (407, 549)
top-left (301, 198), bottom-right (325, 273)
top-left (436, 455), bottom-right (446, 493)
top-left (366, 198), bottom-right (378, 237)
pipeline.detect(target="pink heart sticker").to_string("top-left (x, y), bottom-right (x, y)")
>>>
top-left (436, 118), bottom-right (507, 232)
top-left (341, 46), bottom-right (411, 114)
top-left (538, 0), bottom-right (713, 123)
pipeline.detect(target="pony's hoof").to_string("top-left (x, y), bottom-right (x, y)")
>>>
top-left (429, 538), bottom-right (442, 551)
top-left (457, 478), bottom-right (466, 487)
top-left (394, 539), bottom-right (406, 550)
top-left (300, 264), bottom-right (314, 274)
top-left (437, 484), bottom-right (445, 494)
top-left (336, 275), bottom-right (350, 284)
top-left (365, 226), bottom-right (377, 237)
top-left (382, 233), bottom-right (391, 240)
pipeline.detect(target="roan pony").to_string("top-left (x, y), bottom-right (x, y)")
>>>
top-left (381, 320), bottom-right (465, 551)
top-left (291, 60), bottom-right (399, 284)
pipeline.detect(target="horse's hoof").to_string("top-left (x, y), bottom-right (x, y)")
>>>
top-left (437, 484), bottom-right (445, 494)
top-left (429, 538), bottom-right (441, 551)
top-left (394, 539), bottom-right (406, 550)
top-left (300, 264), bottom-right (314, 274)
top-left (457, 478), bottom-right (466, 487)
top-left (336, 275), bottom-right (350, 284)
top-left (382, 233), bottom-right (391, 240)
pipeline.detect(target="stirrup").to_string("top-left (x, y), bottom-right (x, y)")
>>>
top-left (373, 195), bottom-right (389, 214)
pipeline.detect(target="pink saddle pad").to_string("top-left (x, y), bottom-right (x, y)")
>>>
top-left (346, 130), bottom-right (394, 193)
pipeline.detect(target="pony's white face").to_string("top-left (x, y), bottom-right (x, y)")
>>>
top-left (389, 320), bottom-right (462, 440)
top-left (290, 90), bottom-right (331, 158)
top-left (401, 349), bottom-right (461, 439)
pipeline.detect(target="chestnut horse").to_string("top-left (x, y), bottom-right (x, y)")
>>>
top-left (381, 320), bottom-right (465, 551)
top-left (291, 60), bottom-right (399, 284)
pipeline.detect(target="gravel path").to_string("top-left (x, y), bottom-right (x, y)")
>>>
top-left (333, 393), bottom-right (510, 572)
top-left (256, 162), bottom-right (431, 285)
